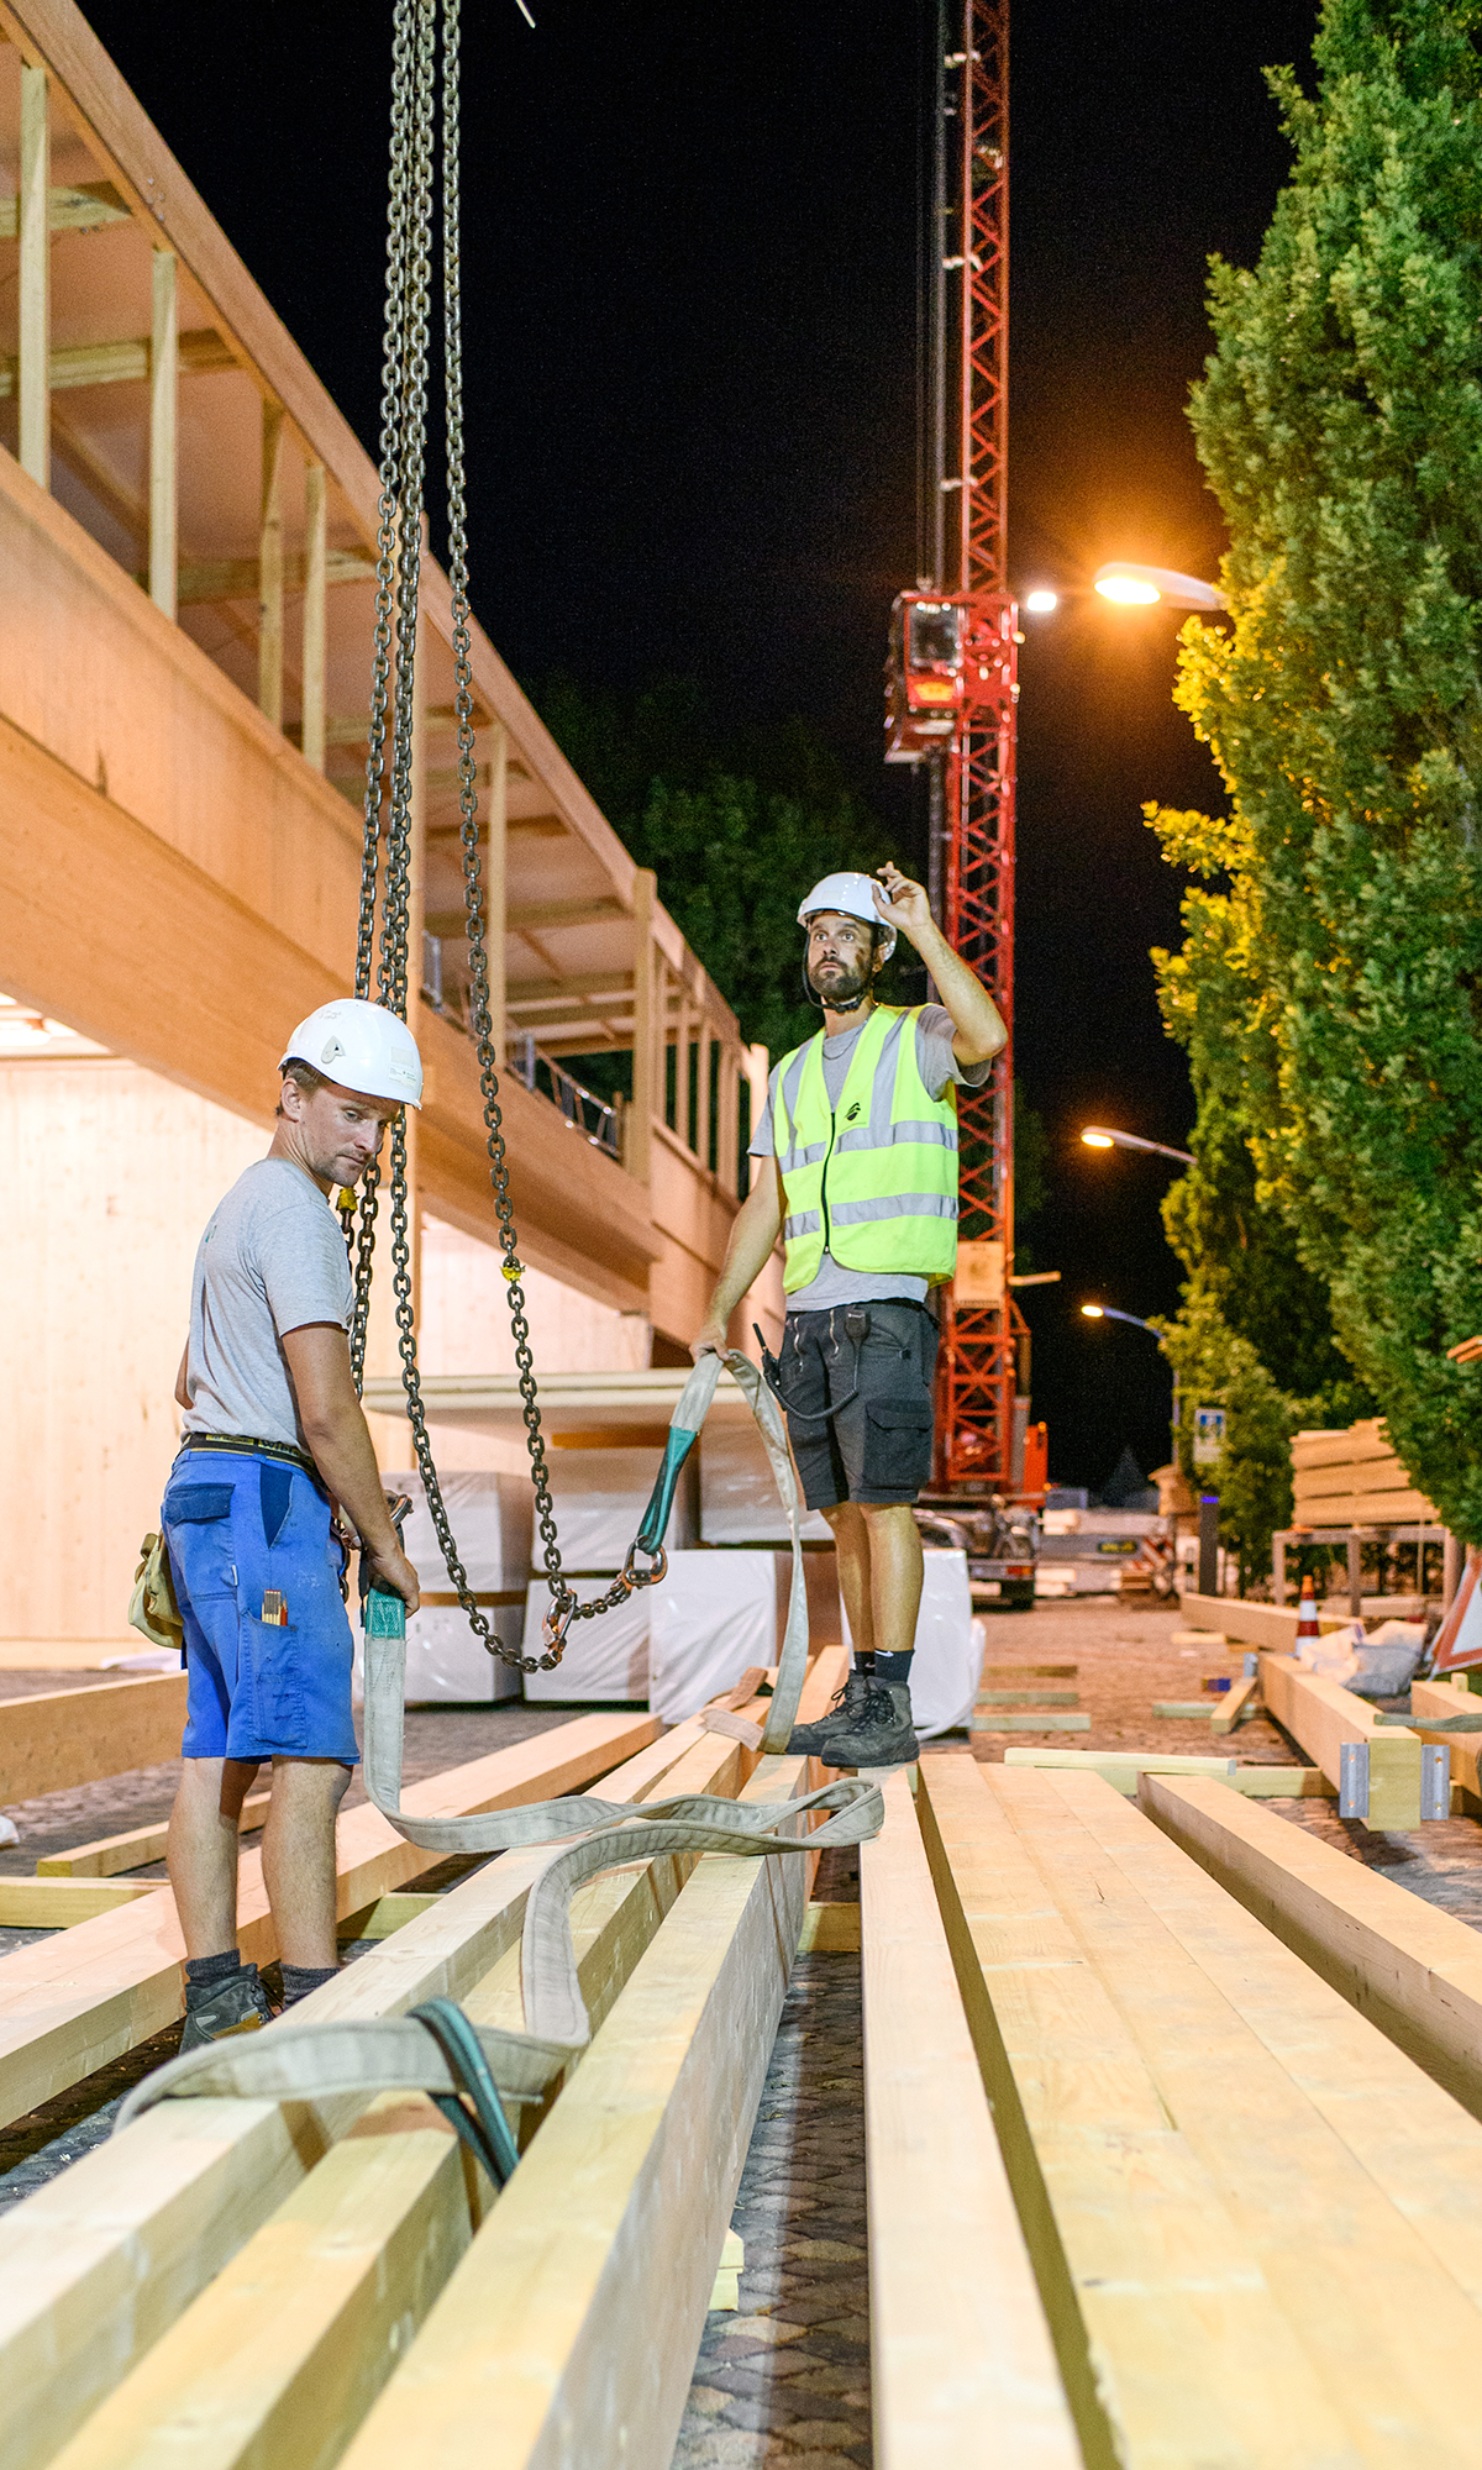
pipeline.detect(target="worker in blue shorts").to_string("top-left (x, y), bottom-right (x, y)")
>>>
top-left (163, 1000), bottom-right (422, 2047)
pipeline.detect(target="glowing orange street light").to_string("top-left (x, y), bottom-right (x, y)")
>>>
top-left (1081, 1124), bottom-right (1194, 1166)
top-left (1093, 561), bottom-right (1227, 613)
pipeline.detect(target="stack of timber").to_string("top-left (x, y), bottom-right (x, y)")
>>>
top-left (0, 1654), bottom-right (848, 2470)
top-left (0, 1674), bottom-right (187, 1806)
top-left (1290, 1417), bottom-right (1437, 1528)
top-left (919, 1751), bottom-right (1482, 2465)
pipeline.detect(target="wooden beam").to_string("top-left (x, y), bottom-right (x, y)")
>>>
top-left (0, 1673), bottom-right (186, 1804)
top-left (300, 461), bottom-right (327, 771)
top-left (917, 1755), bottom-right (1352, 2462)
top-left (986, 1763), bottom-right (1482, 2457)
top-left (257, 402), bottom-right (285, 729)
top-left (505, 896), bottom-right (624, 933)
top-left (1001, 1746), bottom-right (1330, 1797)
top-left (1210, 1672), bottom-right (1258, 1733)
top-left (1259, 1652), bottom-right (1424, 1825)
top-left (18, 61), bottom-right (50, 486)
top-left (147, 249), bottom-right (178, 620)
top-left (0, 1711), bottom-right (659, 2134)
top-left (333, 1755), bottom-right (813, 2470)
top-left (627, 868), bottom-right (655, 1183)
top-left (0, 1717), bottom-right (714, 2470)
top-left (0, 180), bottom-right (130, 238)
top-left (1140, 1770), bottom-right (1482, 2124)
top-left (861, 1767), bottom-right (1078, 2469)
top-left (0, 329), bottom-right (238, 403)
top-left (36, 1791), bottom-right (272, 1878)
top-left (0, 1878), bottom-right (162, 1927)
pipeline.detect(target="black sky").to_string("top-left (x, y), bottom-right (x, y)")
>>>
top-left (82, 0), bottom-right (1320, 1486)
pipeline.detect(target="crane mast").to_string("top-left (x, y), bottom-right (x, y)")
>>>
top-left (888, 0), bottom-right (1028, 1495)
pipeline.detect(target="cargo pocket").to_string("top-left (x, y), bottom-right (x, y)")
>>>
top-left (162, 1486), bottom-right (238, 1603)
top-left (862, 1396), bottom-right (935, 1494)
top-left (241, 1614), bottom-right (309, 1754)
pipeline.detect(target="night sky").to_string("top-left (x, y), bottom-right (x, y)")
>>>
top-left (83, 0), bottom-right (1320, 1488)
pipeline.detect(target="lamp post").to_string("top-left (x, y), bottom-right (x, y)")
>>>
top-left (1080, 1302), bottom-right (1180, 1476)
top-left (1081, 1124), bottom-right (1194, 1165)
top-left (1092, 562), bottom-right (1227, 612)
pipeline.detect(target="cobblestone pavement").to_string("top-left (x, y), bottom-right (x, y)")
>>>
top-left (671, 1849), bottom-right (869, 2470)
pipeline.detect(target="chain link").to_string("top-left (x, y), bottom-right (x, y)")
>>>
top-left (346, 0), bottom-right (661, 1669)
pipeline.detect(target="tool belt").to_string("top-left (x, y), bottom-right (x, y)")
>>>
top-left (179, 1431), bottom-right (325, 1484)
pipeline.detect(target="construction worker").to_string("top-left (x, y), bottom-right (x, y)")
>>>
top-left (162, 1000), bottom-right (422, 2047)
top-left (693, 863), bottom-right (1006, 1766)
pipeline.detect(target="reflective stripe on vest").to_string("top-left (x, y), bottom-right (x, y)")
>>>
top-left (773, 1005), bottom-right (960, 1291)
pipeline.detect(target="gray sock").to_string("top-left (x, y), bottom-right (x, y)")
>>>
top-left (279, 1963), bottom-right (339, 2009)
top-left (185, 1950), bottom-right (243, 1994)
top-left (874, 1651), bottom-right (914, 1688)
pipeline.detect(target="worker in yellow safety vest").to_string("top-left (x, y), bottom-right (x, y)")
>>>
top-left (694, 863), bottom-right (1006, 1766)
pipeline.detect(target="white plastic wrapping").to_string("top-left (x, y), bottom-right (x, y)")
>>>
top-left (840, 1547), bottom-right (980, 1737)
top-left (542, 1446), bottom-right (695, 1571)
top-left (521, 1580), bottom-right (651, 1702)
top-left (381, 1469), bottom-right (532, 1704)
top-left (699, 1417), bottom-right (831, 1545)
top-left (648, 1550), bottom-right (786, 1721)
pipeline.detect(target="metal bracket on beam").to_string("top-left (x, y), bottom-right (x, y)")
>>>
top-left (1339, 1741), bottom-right (1369, 1820)
top-left (1421, 1742), bottom-right (1452, 1823)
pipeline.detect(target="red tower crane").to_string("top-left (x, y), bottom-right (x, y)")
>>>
top-left (887, 0), bottom-right (1040, 1501)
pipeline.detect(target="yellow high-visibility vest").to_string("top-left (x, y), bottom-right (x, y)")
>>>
top-left (772, 1004), bottom-right (959, 1291)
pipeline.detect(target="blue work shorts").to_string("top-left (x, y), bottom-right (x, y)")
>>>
top-left (161, 1449), bottom-right (359, 1765)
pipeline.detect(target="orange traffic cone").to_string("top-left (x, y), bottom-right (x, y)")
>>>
top-left (1295, 1572), bottom-right (1321, 1661)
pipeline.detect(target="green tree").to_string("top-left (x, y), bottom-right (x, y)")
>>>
top-left (538, 676), bottom-right (892, 1057)
top-left (1149, 0), bottom-right (1482, 1551)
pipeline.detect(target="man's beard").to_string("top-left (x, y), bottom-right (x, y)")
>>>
top-left (809, 956), bottom-right (871, 1010)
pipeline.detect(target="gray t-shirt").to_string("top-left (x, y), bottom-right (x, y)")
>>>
top-left (181, 1159), bottom-right (355, 1448)
top-left (750, 1005), bottom-right (992, 1312)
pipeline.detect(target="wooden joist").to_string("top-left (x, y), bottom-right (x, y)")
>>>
top-left (0, 1673), bottom-right (186, 1805)
top-left (921, 1753), bottom-right (1482, 2463)
top-left (1260, 1651), bottom-right (1425, 1825)
top-left (0, 1712), bottom-right (660, 2135)
top-left (37, 1792), bottom-right (272, 1878)
top-left (1140, 1769), bottom-right (1482, 2122)
top-left (0, 1878), bottom-right (162, 1927)
top-left (1003, 1745), bottom-right (1332, 1796)
top-left (860, 1766), bottom-right (1078, 2469)
top-left (25, 1715), bottom-right (770, 2470)
top-left (1209, 1671), bottom-right (1258, 1733)
top-left (331, 1753), bottom-right (816, 2470)
top-left (0, 1714), bottom-right (715, 2470)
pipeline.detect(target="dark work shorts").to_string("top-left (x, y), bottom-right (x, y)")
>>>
top-left (774, 1303), bottom-right (938, 1510)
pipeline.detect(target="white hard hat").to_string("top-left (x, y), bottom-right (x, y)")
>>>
top-left (797, 871), bottom-right (896, 961)
top-left (279, 999), bottom-right (424, 1109)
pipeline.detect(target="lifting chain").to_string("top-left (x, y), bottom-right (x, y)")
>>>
top-left (345, 0), bottom-right (663, 1669)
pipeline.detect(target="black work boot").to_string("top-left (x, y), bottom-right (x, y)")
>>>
top-left (179, 1961), bottom-right (274, 2051)
top-left (817, 1681), bottom-right (920, 1770)
top-left (787, 1668), bottom-right (874, 1757)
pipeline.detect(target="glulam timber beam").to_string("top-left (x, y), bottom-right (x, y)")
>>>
top-left (147, 248), bottom-right (177, 619)
top-left (0, 1673), bottom-right (186, 1804)
top-left (37, 1791), bottom-right (272, 1878)
top-left (335, 1754), bottom-right (815, 2470)
top-left (1258, 1652), bottom-right (1424, 1825)
top-left (0, 1712), bottom-right (659, 2134)
top-left (1140, 1770), bottom-right (1482, 2123)
top-left (922, 1754), bottom-right (1482, 2462)
top-left (17, 60), bottom-right (49, 485)
top-left (0, 1716), bottom-right (714, 2470)
top-left (0, 179), bottom-right (130, 236)
top-left (861, 1768), bottom-right (1078, 2469)
top-left (0, 328), bottom-right (237, 398)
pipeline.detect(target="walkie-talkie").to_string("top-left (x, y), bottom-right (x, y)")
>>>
top-left (360, 1493), bottom-right (413, 1642)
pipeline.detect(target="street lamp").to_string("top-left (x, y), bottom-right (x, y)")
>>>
top-left (1093, 561), bottom-right (1227, 612)
top-left (1081, 1124), bottom-right (1194, 1166)
top-left (1024, 588), bottom-right (1059, 614)
top-left (1079, 1303), bottom-right (1179, 1466)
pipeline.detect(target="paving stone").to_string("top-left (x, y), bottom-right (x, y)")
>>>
top-left (670, 1952), bottom-right (870, 2469)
